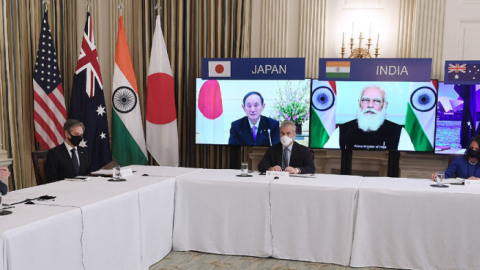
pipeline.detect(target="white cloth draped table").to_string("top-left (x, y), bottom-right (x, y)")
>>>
top-left (173, 169), bottom-right (273, 257)
top-left (270, 174), bottom-right (363, 265)
top-left (351, 177), bottom-right (480, 270)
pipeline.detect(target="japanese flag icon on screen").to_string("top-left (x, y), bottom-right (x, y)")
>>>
top-left (208, 61), bottom-right (231, 77)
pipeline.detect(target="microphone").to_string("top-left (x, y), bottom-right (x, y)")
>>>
top-left (268, 129), bottom-right (272, 146)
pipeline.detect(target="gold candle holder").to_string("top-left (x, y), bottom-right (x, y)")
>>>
top-left (340, 47), bottom-right (346, 58)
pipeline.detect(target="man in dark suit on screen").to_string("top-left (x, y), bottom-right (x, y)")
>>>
top-left (45, 119), bottom-right (92, 183)
top-left (258, 121), bottom-right (315, 174)
top-left (228, 92), bottom-right (280, 146)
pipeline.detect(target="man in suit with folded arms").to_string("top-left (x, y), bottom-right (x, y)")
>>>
top-left (258, 121), bottom-right (315, 174)
top-left (229, 92), bottom-right (280, 146)
top-left (0, 166), bottom-right (9, 195)
top-left (45, 119), bottom-right (92, 183)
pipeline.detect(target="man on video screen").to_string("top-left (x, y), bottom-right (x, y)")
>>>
top-left (229, 91), bottom-right (280, 146)
top-left (324, 85), bottom-right (414, 150)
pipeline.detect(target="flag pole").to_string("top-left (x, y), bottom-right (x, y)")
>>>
top-left (42, 0), bottom-right (49, 12)
top-left (118, 0), bottom-right (124, 16)
top-left (86, 0), bottom-right (92, 13)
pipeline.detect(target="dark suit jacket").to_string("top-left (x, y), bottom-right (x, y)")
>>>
top-left (45, 143), bottom-right (92, 183)
top-left (0, 180), bottom-right (7, 195)
top-left (228, 116), bottom-right (280, 146)
top-left (258, 141), bottom-right (315, 174)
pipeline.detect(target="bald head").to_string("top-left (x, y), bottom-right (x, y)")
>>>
top-left (359, 85), bottom-right (387, 112)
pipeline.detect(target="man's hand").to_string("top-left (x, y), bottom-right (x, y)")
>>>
top-left (0, 167), bottom-right (10, 179)
top-left (268, 166), bottom-right (282, 172)
top-left (431, 173), bottom-right (437, 181)
top-left (467, 176), bottom-right (480, 180)
top-left (285, 166), bottom-right (299, 174)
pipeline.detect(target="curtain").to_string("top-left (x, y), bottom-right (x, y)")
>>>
top-left (0, 0), bottom-right (77, 190)
top-left (142, 0), bottom-right (252, 168)
top-left (0, 0), bottom-right (252, 191)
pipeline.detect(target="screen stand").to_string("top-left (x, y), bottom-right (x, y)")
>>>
top-left (387, 151), bottom-right (400, 177)
top-left (340, 150), bottom-right (352, 175)
top-left (230, 145), bottom-right (241, 169)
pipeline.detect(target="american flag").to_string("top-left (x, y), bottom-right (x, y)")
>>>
top-left (33, 11), bottom-right (67, 150)
top-left (445, 61), bottom-right (480, 84)
top-left (69, 12), bottom-right (112, 171)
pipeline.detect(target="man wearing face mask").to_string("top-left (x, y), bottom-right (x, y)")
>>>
top-left (258, 121), bottom-right (315, 174)
top-left (45, 119), bottom-right (92, 183)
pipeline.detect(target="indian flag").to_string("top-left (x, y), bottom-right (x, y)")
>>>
top-left (404, 81), bottom-right (437, 151)
top-left (111, 15), bottom-right (147, 166)
top-left (310, 80), bottom-right (336, 148)
top-left (326, 61), bottom-right (350, 78)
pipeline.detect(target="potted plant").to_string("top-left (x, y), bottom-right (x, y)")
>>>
top-left (270, 80), bottom-right (310, 135)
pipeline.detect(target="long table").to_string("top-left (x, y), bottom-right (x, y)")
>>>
top-left (0, 166), bottom-right (200, 270)
top-left (351, 177), bottom-right (480, 270)
top-left (172, 170), bottom-right (363, 266)
top-left (3, 167), bottom-right (480, 270)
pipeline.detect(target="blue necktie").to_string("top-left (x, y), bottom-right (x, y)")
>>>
top-left (71, 149), bottom-right (80, 175)
top-left (282, 148), bottom-right (289, 170)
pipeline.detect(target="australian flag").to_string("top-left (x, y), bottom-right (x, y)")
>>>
top-left (70, 12), bottom-right (112, 171)
top-left (445, 60), bottom-right (480, 85)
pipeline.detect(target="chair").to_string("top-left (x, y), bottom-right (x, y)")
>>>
top-left (32, 150), bottom-right (48, 186)
top-left (310, 149), bottom-right (315, 160)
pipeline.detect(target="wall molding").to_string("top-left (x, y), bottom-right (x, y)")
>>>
top-left (458, 20), bottom-right (480, 60)
top-left (340, 0), bottom-right (385, 9)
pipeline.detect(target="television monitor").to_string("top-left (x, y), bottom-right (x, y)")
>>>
top-left (435, 82), bottom-right (480, 155)
top-left (196, 79), bottom-right (312, 147)
top-left (309, 80), bottom-right (438, 152)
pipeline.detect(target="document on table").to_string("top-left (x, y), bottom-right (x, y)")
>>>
top-left (289, 174), bottom-right (317, 178)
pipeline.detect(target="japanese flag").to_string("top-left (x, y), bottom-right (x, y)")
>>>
top-left (208, 61), bottom-right (231, 77)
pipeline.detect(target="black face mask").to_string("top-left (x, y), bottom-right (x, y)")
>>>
top-left (68, 131), bottom-right (83, 147)
top-left (467, 148), bottom-right (480, 159)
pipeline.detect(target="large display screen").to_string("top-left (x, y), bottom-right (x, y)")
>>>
top-left (310, 80), bottom-right (438, 152)
top-left (196, 79), bottom-right (311, 146)
top-left (435, 82), bottom-right (480, 155)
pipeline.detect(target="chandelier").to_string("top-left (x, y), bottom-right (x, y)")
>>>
top-left (340, 23), bottom-right (380, 58)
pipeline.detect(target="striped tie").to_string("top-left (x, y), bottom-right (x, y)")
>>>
top-left (282, 148), bottom-right (289, 170)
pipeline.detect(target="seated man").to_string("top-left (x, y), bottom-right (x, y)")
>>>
top-left (324, 84), bottom-right (414, 150)
top-left (229, 91), bottom-right (280, 146)
top-left (0, 166), bottom-right (10, 195)
top-left (258, 121), bottom-right (315, 174)
top-left (45, 119), bottom-right (92, 183)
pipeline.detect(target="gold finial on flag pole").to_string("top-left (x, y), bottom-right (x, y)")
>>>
top-left (155, 0), bottom-right (161, 18)
top-left (86, 0), bottom-right (92, 12)
top-left (42, 0), bottom-right (50, 12)
top-left (118, 1), bottom-right (124, 16)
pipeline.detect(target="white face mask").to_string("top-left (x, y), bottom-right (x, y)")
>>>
top-left (280, 135), bottom-right (293, 147)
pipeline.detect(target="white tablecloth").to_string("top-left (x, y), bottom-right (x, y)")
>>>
top-left (0, 165), bottom-right (194, 270)
top-left (270, 174), bottom-right (363, 265)
top-left (0, 203), bottom-right (82, 270)
top-left (351, 177), bottom-right (480, 270)
top-left (173, 169), bottom-right (273, 257)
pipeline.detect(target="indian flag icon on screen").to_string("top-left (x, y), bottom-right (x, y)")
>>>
top-left (326, 61), bottom-right (350, 78)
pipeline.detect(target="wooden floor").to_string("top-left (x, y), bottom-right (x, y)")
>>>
top-left (150, 251), bottom-right (398, 270)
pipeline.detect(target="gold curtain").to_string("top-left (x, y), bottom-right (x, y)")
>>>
top-left (0, 0), bottom-right (77, 190)
top-left (0, 0), bottom-right (252, 191)
top-left (141, 0), bottom-right (252, 168)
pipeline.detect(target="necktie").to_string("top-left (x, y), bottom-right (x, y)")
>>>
top-left (282, 148), bottom-right (289, 170)
top-left (71, 148), bottom-right (80, 175)
top-left (252, 126), bottom-right (257, 141)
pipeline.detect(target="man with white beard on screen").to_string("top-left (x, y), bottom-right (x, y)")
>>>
top-left (323, 84), bottom-right (414, 151)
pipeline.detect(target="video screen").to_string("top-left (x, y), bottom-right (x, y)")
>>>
top-left (310, 80), bottom-right (438, 152)
top-left (196, 79), bottom-right (312, 147)
top-left (435, 82), bottom-right (480, 155)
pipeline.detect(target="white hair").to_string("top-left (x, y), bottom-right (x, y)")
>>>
top-left (281, 121), bottom-right (295, 130)
top-left (356, 105), bottom-right (387, 132)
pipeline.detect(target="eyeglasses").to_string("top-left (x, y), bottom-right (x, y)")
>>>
top-left (361, 97), bottom-right (383, 105)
